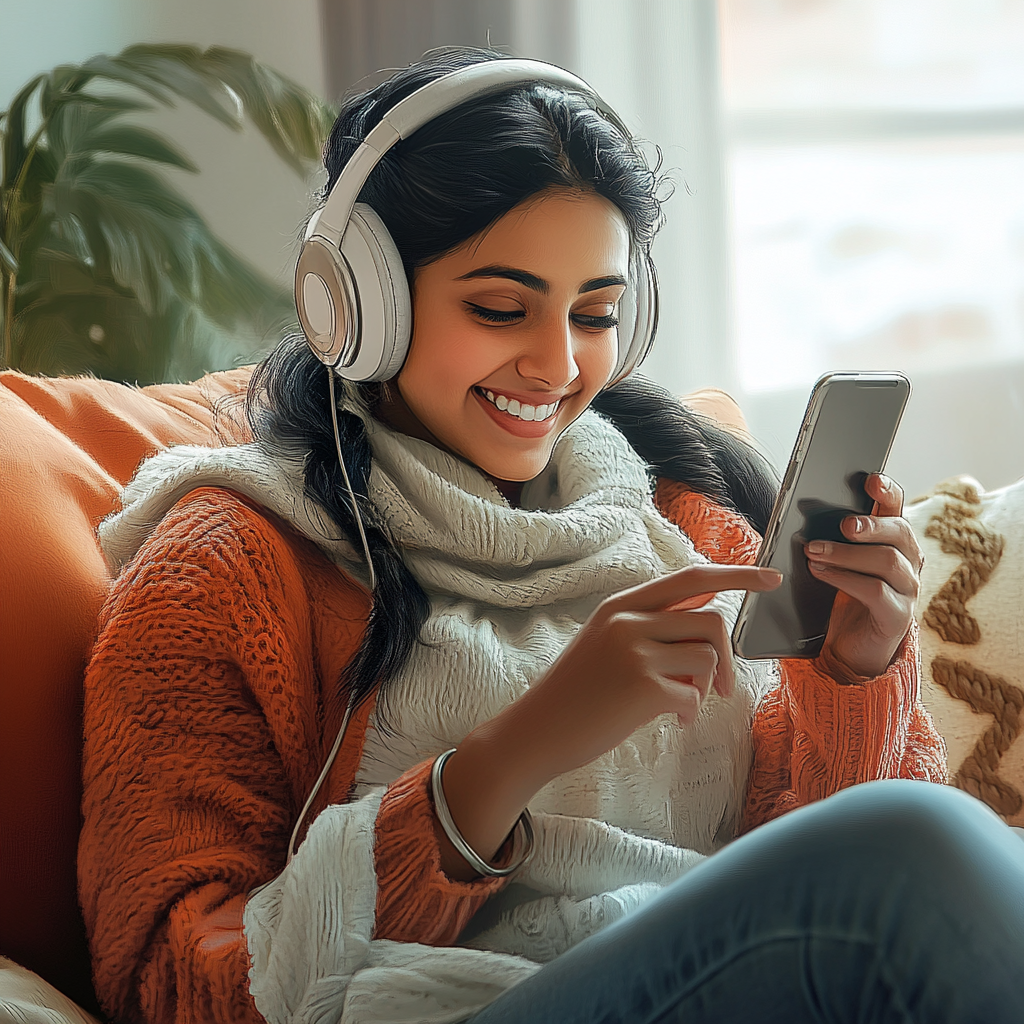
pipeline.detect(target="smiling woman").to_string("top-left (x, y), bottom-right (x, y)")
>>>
top-left (76, 45), bottom-right (1024, 1024)
top-left (380, 189), bottom-right (628, 498)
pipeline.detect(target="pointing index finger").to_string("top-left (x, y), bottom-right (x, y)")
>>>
top-left (615, 564), bottom-right (783, 614)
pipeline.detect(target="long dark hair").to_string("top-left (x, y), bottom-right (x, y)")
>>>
top-left (247, 47), bottom-right (778, 713)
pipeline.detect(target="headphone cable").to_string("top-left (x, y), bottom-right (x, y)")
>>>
top-left (327, 368), bottom-right (377, 591)
top-left (286, 369), bottom-right (377, 864)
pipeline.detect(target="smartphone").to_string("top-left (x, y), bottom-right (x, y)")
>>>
top-left (731, 371), bottom-right (911, 660)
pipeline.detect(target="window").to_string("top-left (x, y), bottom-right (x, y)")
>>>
top-left (719, 0), bottom-right (1024, 490)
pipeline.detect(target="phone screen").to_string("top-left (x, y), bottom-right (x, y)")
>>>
top-left (732, 373), bottom-right (910, 659)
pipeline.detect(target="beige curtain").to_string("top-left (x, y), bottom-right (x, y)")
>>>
top-left (319, 0), bottom-right (579, 99)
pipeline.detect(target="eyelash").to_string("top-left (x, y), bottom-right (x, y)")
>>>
top-left (467, 303), bottom-right (523, 324)
top-left (466, 303), bottom-right (619, 330)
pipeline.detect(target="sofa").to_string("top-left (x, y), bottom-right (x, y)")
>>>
top-left (1, 367), bottom-right (1021, 1023)
top-left (0, 368), bottom-right (253, 1020)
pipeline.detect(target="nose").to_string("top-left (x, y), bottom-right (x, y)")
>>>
top-left (515, 315), bottom-right (580, 390)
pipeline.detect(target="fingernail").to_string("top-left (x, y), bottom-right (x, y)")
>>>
top-left (807, 540), bottom-right (827, 555)
top-left (848, 516), bottom-right (865, 533)
top-left (760, 568), bottom-right (783, 580)
top-left (879, 475), bottom-right (892, 493)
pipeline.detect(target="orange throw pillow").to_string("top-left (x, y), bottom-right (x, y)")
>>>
top-left (0, 367), bottom-right (251, 1011)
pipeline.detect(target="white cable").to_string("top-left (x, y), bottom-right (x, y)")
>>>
top-left (287, 698), bottom-right (355, 864)
top-left (286, 370), bottom-right (378, 863)
top-left (326, 369), bottom-right (377, 591)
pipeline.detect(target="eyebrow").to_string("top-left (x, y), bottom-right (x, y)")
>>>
top-left (580, 275), bottom-right (628, 293)
top-left (455, 265), bottom-right (627, 295)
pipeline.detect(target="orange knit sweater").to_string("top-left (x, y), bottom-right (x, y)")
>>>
top-left (80, 479), bottom-right (946, 1024)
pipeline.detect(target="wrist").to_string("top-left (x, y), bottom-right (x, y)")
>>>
top-left (447, 689), bottom-right (560, 816)
top-left (437, 690), bottom-right (559, 878)
top-left (817, 637), bottom-right (900, 685)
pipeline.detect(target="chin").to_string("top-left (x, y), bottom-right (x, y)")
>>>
top-left (474, 447), bottom-right (553, 484)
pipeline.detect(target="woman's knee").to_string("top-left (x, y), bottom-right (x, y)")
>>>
top-left (794, 779), bottom-right (1009, 884)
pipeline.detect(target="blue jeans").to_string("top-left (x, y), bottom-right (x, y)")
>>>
top-left (466, 780), bottom-right (1024, 1023)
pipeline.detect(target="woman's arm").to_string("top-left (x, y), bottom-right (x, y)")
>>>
top-left (652, 479), bottom-right (948, 835)
top-left (742, 627), bottom-right (948, 829)
top-left (80, 488), bottom-right (502, 1022)
top-left (81, 491), bottom-right (305, 1024)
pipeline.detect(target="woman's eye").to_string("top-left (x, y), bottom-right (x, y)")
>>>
top-left (572, 312), bottom-right (620, 330)
top-left (466, 302), bottom-right (525, 324)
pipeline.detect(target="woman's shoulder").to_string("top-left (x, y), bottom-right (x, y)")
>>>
top-left (129, 484), bottom-right (322, 568)
top-left (654, 478), bottom-right (761, 567)
top-left (104, 485), bottom-right (371, 626)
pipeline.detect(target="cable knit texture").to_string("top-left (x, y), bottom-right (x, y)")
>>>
top-left (350, 409), bottom-right (778, 862)
top-left (81, 408), bottom-right (947, 1024)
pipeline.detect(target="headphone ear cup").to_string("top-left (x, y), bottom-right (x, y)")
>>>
top-left (334, 204), bottom-right (412, 382)
top-left (609, 250), bottom-right (659, 385)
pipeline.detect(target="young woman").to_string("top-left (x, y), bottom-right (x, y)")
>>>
top-left (80, 48), bottom-right (1024, 1024)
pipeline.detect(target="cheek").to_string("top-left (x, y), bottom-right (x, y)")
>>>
top-left (396, 323), bottom-right (492, 425)
top-left (581, 332), bottom-right (620, 391)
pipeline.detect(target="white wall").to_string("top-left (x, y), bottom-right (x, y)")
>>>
top-left (0, 0), bottom-right (139, 105)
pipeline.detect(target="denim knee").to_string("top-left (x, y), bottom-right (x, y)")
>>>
top-left (791, 779), bottom-right (1012, 899)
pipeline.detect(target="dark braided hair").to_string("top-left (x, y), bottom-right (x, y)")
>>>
top-left (247, 46), bottom-right (778, 712)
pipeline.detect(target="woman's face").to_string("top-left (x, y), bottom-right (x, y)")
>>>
top-left (389, 189), bottom-right (631, 491)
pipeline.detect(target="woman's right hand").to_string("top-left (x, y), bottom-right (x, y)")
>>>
top-left (437, 564), bottom-right (782, 879)
top-left (520, 563), bottom-right (784, 777)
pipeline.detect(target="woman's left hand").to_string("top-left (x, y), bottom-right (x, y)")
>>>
top-left (804, 472), bottom-right (924, 681)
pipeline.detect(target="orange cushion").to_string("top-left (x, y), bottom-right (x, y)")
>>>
top-left (0, 367), bottom-right (252, 1011)
top-left (0, 368), bottom-right (745, 1009)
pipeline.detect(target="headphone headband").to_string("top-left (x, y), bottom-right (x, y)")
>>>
top-left (311, 60), bottom-right (621, 246)
top-left (296, 57), bottom-right (658, 382)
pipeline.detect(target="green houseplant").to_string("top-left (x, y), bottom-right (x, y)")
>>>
top-left (0, 44), bottom-right (335, 384)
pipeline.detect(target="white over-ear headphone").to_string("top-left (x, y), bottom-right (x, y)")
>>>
top-left (294, 58), bottom-right (659, 386)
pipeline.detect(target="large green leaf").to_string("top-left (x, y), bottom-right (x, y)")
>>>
top-left (80, 47), bottom-right (241, 127)
top-left (2, 42), bottom-right (334, 380)
top-left (201, 47), bottom-right (335, 172)
top-left (39, 65), bottom-right (92, 119)
top-left (42, 156), bottom-right (288, 336)
top-left (85, 121), bottom-right (198, 171)
top-left (45, 96), bottom-right (184, 166)
top-left (1, 74), bottom-right (43, 191)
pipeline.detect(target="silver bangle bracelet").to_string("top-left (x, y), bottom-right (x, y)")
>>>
top-left (430, 747), bottom-right (535, 878)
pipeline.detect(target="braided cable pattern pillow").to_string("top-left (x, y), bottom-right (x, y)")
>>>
top-left (906, 475), bottom-right (1024, 826)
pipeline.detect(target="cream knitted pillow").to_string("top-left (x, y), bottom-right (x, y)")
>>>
top-left (905, 476), bottom-right (1024, 827)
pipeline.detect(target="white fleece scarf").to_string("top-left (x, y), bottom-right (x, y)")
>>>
top-left (99, 397), bottom-right (777, 1023)
top-left (352, 403), bottom-right (775, 856)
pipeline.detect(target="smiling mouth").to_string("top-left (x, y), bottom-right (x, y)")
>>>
top-left (474, 387), bottom-right (562, 422)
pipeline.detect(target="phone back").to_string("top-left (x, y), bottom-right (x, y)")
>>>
top-left (732, 373), bottom-right (910, 660)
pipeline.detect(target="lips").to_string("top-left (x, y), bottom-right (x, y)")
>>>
top-left (472, 387), bottom-right (565, 438)
top-left (476, 387), bottom-right (559, 422)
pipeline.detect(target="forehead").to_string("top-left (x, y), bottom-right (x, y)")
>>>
top-left (455, 190), bottom-right (631, 278)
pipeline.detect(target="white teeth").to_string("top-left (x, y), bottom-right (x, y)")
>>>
top-left (479, 388), bottom-right (559, 421)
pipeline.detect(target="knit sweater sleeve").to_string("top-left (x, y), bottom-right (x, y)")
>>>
top-left (373, 761), bottom-right (509, 944)
top-left (653, 479), bottom-right (948, 834)
top-left (79, 488), bottom-right (493, 1024)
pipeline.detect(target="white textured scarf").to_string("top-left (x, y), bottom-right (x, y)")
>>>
top-left (354, 404), bottom-right (776, 858)
top-left (99, 396), bottom-right (778, 1022)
